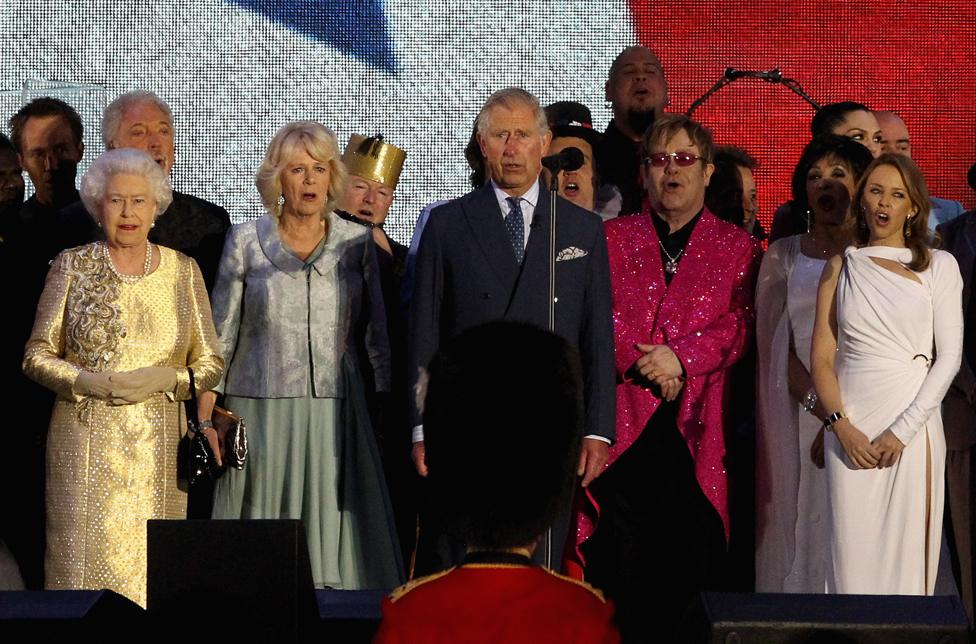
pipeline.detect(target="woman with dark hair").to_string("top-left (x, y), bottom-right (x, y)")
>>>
top-left (770, 102), bottom-right (883, 241)
top-left (809, 101), bottom-right (882, 157)
top-left (755, 134), bottom-right (872, 593)
top-left (811, 154), bottom-right (963, 594)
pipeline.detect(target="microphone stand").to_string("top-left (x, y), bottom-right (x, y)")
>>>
top-left (541, 166), bottom-right (561, 569)
top-left (686, 67), bottom-right (820, 115)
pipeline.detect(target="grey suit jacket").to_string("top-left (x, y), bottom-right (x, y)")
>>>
top-left (211, 212), bottom-right (390, 398)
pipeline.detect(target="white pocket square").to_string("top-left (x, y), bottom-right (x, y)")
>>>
top-left (556, 246), bottom-right (587, 261)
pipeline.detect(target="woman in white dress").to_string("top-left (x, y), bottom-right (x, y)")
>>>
top-left (811, 153), bottom-right (963, 595)
top-left (755, 135), bottom-right (873, 593)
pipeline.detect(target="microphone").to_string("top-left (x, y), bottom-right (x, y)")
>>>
top-left (542, 146), bottom-right (585, 173)
top-left (724, 67), bottom-right (782, 82)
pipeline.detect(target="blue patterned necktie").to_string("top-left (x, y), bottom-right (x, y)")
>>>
top-left (504, 196), bottom-right (525, 263)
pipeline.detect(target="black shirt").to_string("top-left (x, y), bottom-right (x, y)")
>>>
top-left (651, 208), bottom-right (703, 285)
top-left (599, 119), bottom-right (644, 217)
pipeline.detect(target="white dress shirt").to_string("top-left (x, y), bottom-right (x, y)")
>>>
top-left (491, 178), bottom-right (538, 250)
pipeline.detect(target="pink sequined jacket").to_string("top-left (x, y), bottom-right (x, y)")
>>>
top-left (574, 209), bottom-right (761, 555)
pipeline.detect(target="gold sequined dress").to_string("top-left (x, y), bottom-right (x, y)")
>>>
top-left (23, 243), bottom-right (223, 607)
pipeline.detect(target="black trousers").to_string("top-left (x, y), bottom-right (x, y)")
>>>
top-left (582, 403), bottom-right (728, 644)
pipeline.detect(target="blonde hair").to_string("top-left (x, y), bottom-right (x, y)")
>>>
top-left (641, 114), bottom-right (714, 164)
top-left (255, 121), bottom-right (347, 217)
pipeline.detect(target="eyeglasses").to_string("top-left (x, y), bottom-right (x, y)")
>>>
top-left (643, 152), bottom-right (702, 167)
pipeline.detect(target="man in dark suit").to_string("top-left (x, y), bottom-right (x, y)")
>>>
top-left (3, 97), bottom-right (95, 589)
top-left (937, 210), bottom-right (976, 622)
top-left (409, 87), bottom-right (615, 575)
top-left (67, 90), bottom-right (231, 292)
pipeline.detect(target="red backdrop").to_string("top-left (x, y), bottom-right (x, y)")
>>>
top-left (631, 0), bottom-right (976, 229)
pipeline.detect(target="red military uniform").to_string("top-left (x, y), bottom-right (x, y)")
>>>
top-left (374, 562), bottom-right (619, 644)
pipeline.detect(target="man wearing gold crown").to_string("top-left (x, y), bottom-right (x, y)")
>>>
top-left (338, 134), bottom-right (417, 563)
top-left (338, 134), bottom-right (408, 268)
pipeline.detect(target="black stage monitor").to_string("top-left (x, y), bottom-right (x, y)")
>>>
top-left (679, 591), bottom-right (970, 643)
top-left (147, 519), bottom-right (317, 642)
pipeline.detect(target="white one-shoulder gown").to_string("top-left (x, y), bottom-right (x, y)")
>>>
top-left (827, 245), bottom-right (963, 595)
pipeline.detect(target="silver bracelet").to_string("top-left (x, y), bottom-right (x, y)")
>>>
top-left (802, 387), bottom-right (818, 412)
top-left (822, 411), bottom-right (846, 432)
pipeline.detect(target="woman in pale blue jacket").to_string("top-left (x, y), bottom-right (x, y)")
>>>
top-left (198, 121), bottom-right (403, 589)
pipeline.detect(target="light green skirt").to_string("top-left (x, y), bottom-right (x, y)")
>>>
top-left (212, 373), bottom-right (404, 589)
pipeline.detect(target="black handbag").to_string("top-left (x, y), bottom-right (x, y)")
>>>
top-left (178, 370), bottom-right (248, 485)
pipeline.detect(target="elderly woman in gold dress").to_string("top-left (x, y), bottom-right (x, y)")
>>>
top-left (23, 148), bottom-right (223, 606)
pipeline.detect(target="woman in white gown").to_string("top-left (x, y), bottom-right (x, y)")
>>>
top-left (811, 154), bottom-right (963, 595)
top-left (755, 135), bottom-right (873, 593)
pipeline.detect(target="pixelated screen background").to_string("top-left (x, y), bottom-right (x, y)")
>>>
top-left (1, 0), bottom-right (974, 244)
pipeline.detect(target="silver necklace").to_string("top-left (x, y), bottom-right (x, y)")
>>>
top-left (103, 241), bottom-right (153, 282)
top-left (658, 240), bottom-right (683, 275)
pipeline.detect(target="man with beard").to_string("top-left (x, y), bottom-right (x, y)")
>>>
top-left (3, 97), bottom-right (93, 588)
top-left (75, 90), bottom-right (234, 519)
top-left (599, 46), bottom-right (669, 216)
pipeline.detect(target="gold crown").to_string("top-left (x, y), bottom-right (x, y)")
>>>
top-left (341, 134), bottom-right (406, 189)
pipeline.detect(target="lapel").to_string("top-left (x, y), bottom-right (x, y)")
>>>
top-left (962, 213), bottom-right (976, 261)
top-left (626, 213), bottom-right (669, 336)
top-left (504, 185), bottom-right (555, 317)
top-left (522, 185), bottom-right (551, 264)
top-left (655, 210), bottom-right (718, 341)
top-left (311, 211), bottom-right (347, 276)
top-left (463, 182), bottom-right (520, 293)
top-left (257, 211), bottom-right (343, 278)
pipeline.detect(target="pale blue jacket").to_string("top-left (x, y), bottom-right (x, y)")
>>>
top-left (211, 212), bottom-right (390, 398)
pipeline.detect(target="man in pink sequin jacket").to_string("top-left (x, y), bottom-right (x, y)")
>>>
top-left (575, 114), bottom-right (761, 642)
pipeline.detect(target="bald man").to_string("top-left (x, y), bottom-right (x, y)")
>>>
top-left (875, 110), bottom-right (964, 231)
top-left (599, 46), bottom-right (669, 216)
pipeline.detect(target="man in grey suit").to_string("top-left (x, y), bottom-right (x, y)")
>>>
top-left (409, 87), bottom-right (615, 574)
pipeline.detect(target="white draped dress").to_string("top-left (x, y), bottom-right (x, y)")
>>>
top-left (756, 236), bottom-right (830, 593)
top-left (827, 245), bottom-right (963, 595)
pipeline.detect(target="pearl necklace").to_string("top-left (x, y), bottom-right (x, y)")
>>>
top-left (103, 241), bottom-right (153, 282)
